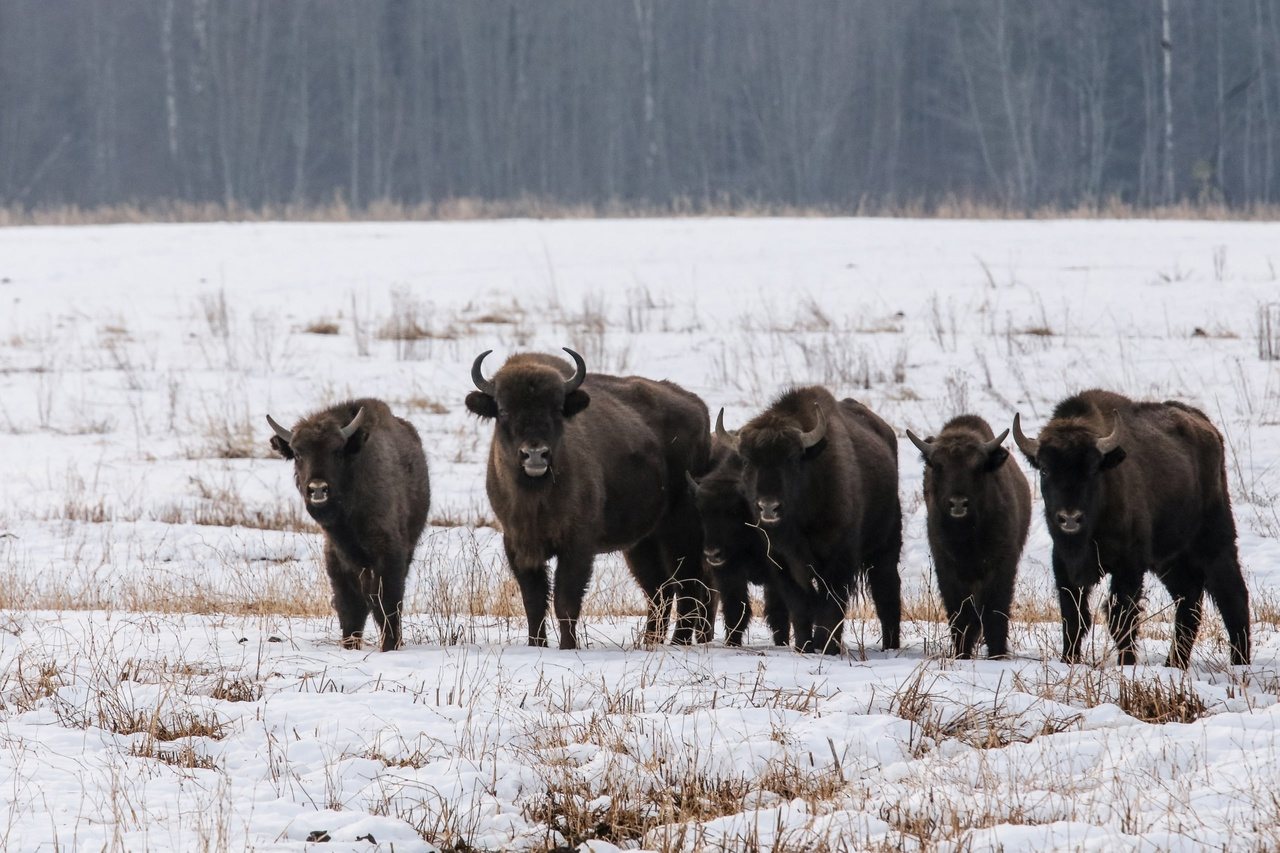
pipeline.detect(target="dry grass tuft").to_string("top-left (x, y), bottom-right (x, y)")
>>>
top-left (302, 320), bottom-right (341, 335)
top-left (211, 676), bottom-right (263, 703)
top-left (129, 740), bottom-right (218, 770)
top-left (890, 667), bottom-right (1081, 755)
top-left (1013, 666), bottom-right (1209, 725)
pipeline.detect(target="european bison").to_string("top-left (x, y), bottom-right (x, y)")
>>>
top-left (687, 414), bottom-right (790, 647)
top-left (723, 388), bottom-right (902, 655)
top-left (1013, 389), bottom-right (1250, 666)
top-left (907, 415), bottom-right (1030, 659)
top-left (466, 348), bottom-right (713, 650)
top-left (267, 399), bottom-right (430, 651)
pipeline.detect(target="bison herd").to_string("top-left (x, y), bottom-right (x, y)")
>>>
top-left (267, 349), bottom-right (1252, 668)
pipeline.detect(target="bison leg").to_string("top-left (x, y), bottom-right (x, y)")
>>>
top-left (716, 570), bottom-right (751, 647)
top-left (624, 537), bottom-right (673, 645)
top-left (936, 573), bottom-right (980, 659)
top-left (1203, 548), bottom-right (1251, 666)
top-left (671, 571), bottom-right (713, 646)
top-left (366, 566), bottom-right (406, 652)
top-left (553, 550), bottom-right (593, 651)
top-left (865, 542), bottom-right (902, 651)
top-left (811, 564), bottom-right (852, 656)
top-left (326, 547), bottom-right (369, 649)
top-left (505, 540), bottom-right (550, 647)
top-left (658, 512), bottom-right (714, 646)
top-left (1105, 570), bottom-right (1144, 667)
top-left (1053, 553), bottom-right (1092, 664)
top-left (1163, 576), bottom-right (1204, 669)
top-left (762, 582), bottom-right (790, 647)
top-left (979, 578), bottom-right (1014, 660)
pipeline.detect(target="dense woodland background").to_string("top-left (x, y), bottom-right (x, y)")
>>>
top-left (4, 1), bottom-right (1280, 215)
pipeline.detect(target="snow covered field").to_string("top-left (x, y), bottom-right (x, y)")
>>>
top-left (1, 217), bottom-right (1278, 851)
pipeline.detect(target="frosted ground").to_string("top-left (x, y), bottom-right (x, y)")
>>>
top-left (0, 218), bottom-right (1278, 851)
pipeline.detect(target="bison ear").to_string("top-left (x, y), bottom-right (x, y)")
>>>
top-left (1100, 446), bottom-right (1126, 471)
top-left (985, 446), bottom-right (1009, 471)
top-left (344, 427), bottom-right (368, 455)
top-left (801, 436), bottom-right (829, 460)
top-left (563, 389), bottom-right (590, 419)
top-left (465, 391), bottom-right (499, 419)
top-left (269, 435), bottom-right (294, 460)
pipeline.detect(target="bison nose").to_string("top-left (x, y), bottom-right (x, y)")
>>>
top-left (756, 498), bottom-right (782, 525)
top-left (519, 443), bottom-right (550, 477)
top-left (306, 480), bottom-right (330, 505)
top-left (1055, 508), bottom-right (1084, 534)
top-left (703, 547), bottom-right (726, 567)
top-left (948, 496), bottom-right (969, 519)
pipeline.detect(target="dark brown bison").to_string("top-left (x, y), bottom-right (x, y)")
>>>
top-left (1013, 389), bottom-right (1250, 666)
top-left (723, 388), bottom-right (901, 655)
top-left (267, 399), bottom-right (430, 651)
top-left (687, 416), bottom-right (790, 647)
top-left (907, 415), bottom-right (1030, 659)
top-left (466, 348), bottom-right (713, 650)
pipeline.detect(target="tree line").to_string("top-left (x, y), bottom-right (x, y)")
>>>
top-left (3, 0), bottom-right (1279, 214)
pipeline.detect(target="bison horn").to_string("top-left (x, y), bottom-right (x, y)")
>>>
top-left (714, 408), bottom-right (739, 451)
top-left (685, 470), bottom-right (699, 492)
top-left (266, 414), bottom-right (293, 444)
top-left (799, 405), bottom-right (827, 449)
top-left (471, 350), bottom-right (496, 396)
top-left (905, 429), bottom-right (935, 460)
top-left (562, 347), bottom-right (587, 393)
top-left (984, 428), bottom-right (1011, 456)
top-left (339, 406), bottom-right (366, 441)
top-left (1012, 413), bottom-right (1040, 459)
top-left (1095, 410), bottom-right (1122, 455)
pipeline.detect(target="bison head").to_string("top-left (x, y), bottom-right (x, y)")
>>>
top-left (726, 405), bottom-right (827, 527)
top-left (465, 348), bottom-right (590, 481)
top-left (686, 436), bottom-right (754, 569)
top-left (907, 427), bottom-right (1010, 525)
top-left (1013, 410), bottom-right (1124, 542)
top-left (267, 405), bottom-right (368, 522)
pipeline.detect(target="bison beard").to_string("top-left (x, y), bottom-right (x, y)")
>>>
top-left (267, 398), bottom-right (430, 651)
top-left (908, 415), bottom-right (1030, 659)
top-left (467, 348), bottom-right (713, 650)
top-left (728, 388), bottom-right (902, 655)
top-left (1014, 389), bottom-right (1251, 667)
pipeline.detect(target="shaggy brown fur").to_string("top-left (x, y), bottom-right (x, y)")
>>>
top-left (467, 350), bottom-right (712, 650)
top-left (269, 398), bottom-right (430, 651)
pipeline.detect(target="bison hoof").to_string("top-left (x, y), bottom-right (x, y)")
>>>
top-left (526, 637), bottom-right (548, 648)
top-left (1117, 651), bottom-right (1137, 666)
top-left (987, 650), bottom-right (1010, 660)
top-left (1163, 655), bottom-right (1188, 669)
top-left (340, 636), bottom-right (363, 651)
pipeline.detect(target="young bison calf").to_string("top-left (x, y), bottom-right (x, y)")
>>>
top-left (267, 398), bottom-right (430, 651)
top-left (908, 415), bottom-right (1030, 659)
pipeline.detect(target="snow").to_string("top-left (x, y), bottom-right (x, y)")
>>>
top-left (1, 217), bottom-right (1279, 851)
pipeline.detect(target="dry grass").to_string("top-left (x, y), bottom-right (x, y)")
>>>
top-left (301, 320), bottom-right (341, 336)
top-left (5, 197), bottom-right (1280, 226)
top-left (1013, 665), bottom-right (1209, 725)
top-left (889, 667), bottom-right (1082, 755)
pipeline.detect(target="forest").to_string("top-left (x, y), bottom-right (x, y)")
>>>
top-left (2, 0), bottom-right (1280, 213)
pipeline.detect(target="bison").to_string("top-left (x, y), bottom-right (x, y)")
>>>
top-left (267, 399), bottom-right (430, 651)
top-left (907, 415), bottom-right (1030, 659)
top-left (1013, 389), bottom-right (1250, 666)
top-left (722, 388), bottom-right (902, 655)
top-left (466, 348), bottom-right (713, 650)
top-left (687, 415), bottom-right (790, 647)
